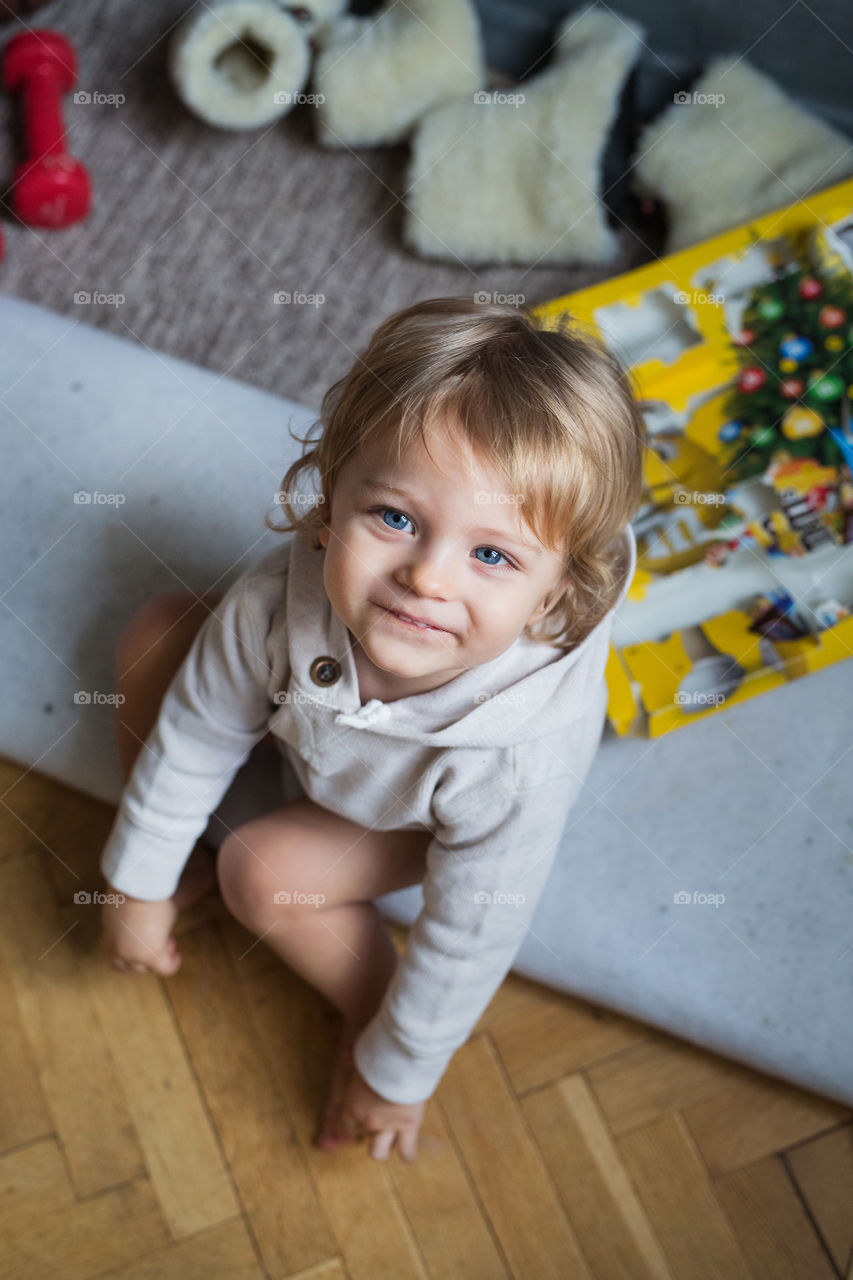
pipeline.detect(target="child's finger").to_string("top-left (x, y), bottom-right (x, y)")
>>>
top-left (109, 954), bottom-right (144, 973)
top-left (396, 1127), bottom-right (419, 1162)
top-left (369, 1129), bottom-right (395, 1161)
top-left (316, 1106), bottom-right (344, 1149)
top-left (158, 948), bottom-right (182, 975)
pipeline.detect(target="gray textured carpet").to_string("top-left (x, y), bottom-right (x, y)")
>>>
top-left (0, 0), bottom-right (657, 410)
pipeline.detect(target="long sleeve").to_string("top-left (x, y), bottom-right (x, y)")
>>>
top-left (352, 756), bottom-right (593, 1104)
top-left (99, 565), bottom-right (279, 902)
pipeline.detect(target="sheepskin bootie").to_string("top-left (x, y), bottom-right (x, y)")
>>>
top-left (169, 0), bottom-right (345, 130)
top-left (632, 56), bottom-right (853, 253)
top-left (312, 0), bottom-right (484, 148)
top-left (402, 5), bottom-right (644, 267)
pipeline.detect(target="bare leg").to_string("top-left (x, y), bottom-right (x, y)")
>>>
top-left (245, 900), bottom-right (397, 1149)
top-left (114, 591), bottom-right (226, 909)
top-left (216, 800), bottom-right (431, 1145)
top-left (255, 903), bottom-right (398, 1149)
top-left (218, 800), bottom-right (430, 1025)
top-left (317, 1024), bottom-right (359, 1150)
top-left (245, 900), bottom-right (401, 1028)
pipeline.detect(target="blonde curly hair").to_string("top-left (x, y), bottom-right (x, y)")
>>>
top-left (267, 295), bottom-right (646, 651)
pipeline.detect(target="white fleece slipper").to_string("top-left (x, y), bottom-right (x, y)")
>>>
top-left (401, 5), bottom-right (644, 267)
top-left (632, 55), bottom-right (853, 253)
top-left (312, 0), bottom-right (484, 148)
top-left (169, 0), bottom-right (345, 131)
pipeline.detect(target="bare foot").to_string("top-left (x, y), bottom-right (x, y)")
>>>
top-left (315, 1024), bottom-right (358, 1151)
top-left (173, 841), bottom-right (218, 911)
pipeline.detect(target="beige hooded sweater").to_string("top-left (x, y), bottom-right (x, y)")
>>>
top-left (100, 523), bottom-right (637, 1103)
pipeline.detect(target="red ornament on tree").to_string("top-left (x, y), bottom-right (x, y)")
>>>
top-left (780, 378), bottom-right (805, 398)
top-left (818, 305), bottom-right (845, 328)
top-left (798, 277), bottom-right (823, 300)
top-left (734, 328), bottom-right (756, 346)
top-left (737, 366), bottom-right (766, 393)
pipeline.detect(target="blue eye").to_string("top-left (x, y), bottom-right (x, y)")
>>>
top-left (370, 506), bottom-right (515, 570)
top-left (381, 507), bottom-right (412, 532)
top-left (474, 547), bottom-right (508, 567)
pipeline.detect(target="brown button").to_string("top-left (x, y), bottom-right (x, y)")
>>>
top-left (309, 656), bottom-right (341, 686)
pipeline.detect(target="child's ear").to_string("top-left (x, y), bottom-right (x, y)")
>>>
top-left (530, 572), bottom-right (571, 625)
top-left (529, 597), bottom-right (550, 626)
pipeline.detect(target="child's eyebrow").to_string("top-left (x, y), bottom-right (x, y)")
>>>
top-left (358, 477), bottom-right (543, 555)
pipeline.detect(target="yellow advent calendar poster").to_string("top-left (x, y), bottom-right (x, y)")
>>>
top-left (533, 178), bottom-right (853, 737)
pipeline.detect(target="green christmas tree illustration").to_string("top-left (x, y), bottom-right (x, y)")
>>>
top-left (716, 234), bottom-right (853, 484)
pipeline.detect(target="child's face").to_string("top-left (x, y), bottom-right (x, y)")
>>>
top-left (317, 414), bottom-right (570, 700)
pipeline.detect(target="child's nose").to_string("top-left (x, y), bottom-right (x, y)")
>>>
top-left (397, 553), bottom-right (457, 601)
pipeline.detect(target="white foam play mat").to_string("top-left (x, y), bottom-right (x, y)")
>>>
top-left (3, 291), bottom-right (851, 1109)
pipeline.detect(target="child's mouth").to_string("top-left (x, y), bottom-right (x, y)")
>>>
top-left (375, 604), bottom-right (450, 635)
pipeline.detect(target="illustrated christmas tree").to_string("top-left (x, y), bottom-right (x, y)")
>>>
top-left (717, 236), bottom-right (853, 484)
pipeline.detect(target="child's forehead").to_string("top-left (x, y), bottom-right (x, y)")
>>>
top-left (354, 420), bottom-right (498, 485)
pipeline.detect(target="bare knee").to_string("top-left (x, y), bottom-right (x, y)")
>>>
top-left (217, 827), bottom-right (321, 928)
top-left (116, 592), bottom-right (194, 666)
top-left (115, 591), bottom-right (222, 674)
top-left (217, 831), bottom-right (251, 921)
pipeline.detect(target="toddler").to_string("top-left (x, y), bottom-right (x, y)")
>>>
top-left (99, 294), bottom-right (645, 1162)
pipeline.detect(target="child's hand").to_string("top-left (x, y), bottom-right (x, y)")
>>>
top-left (100, 888), bottom-right (182, 976)
top-left (324, 1065), bottom-right (426, 1162)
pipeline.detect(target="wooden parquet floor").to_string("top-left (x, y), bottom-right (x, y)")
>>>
top-left (2, 758), bottom-right (851, 1280)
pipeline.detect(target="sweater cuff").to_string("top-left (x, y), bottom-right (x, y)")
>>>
top-left (99, 823), bottom-right (195, 902)
top-left (352, 1007), bottom-right (449, 1105)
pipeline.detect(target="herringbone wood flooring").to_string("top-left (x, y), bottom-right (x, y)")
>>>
top-left (2, 759), bottom-right (851, 1280)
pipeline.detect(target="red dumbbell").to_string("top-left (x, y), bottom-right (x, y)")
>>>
top-left (3, 28), bottom-right (91, 228)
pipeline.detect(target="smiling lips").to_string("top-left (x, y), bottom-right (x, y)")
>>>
top-left (378, 603), bottom-right (450, 633)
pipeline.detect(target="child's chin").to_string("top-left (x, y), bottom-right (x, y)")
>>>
top-left (366, 640), bottom-right (438, 673)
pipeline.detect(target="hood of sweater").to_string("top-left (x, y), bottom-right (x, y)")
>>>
top-left (280, 521), bottom-right (636, 749)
